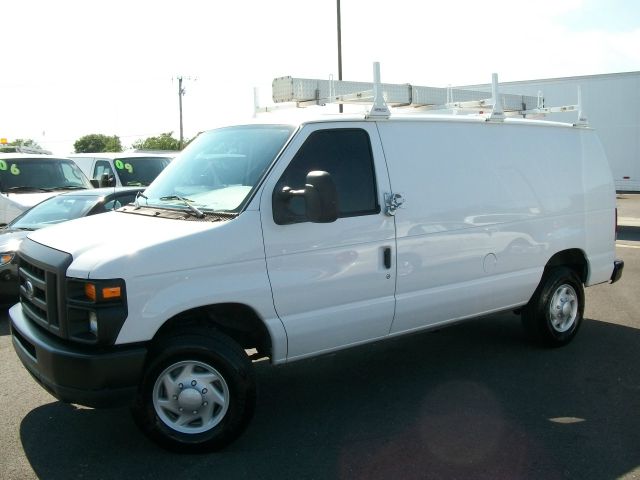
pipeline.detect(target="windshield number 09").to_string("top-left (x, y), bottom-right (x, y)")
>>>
top-left (114, 160), bottom-right (133, 173)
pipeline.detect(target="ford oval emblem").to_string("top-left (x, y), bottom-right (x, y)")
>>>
top-left (24, 280), bottom-right (34, 300)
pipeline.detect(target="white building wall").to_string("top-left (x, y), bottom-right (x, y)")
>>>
top-left (464, 72), bottom-right (640, 191)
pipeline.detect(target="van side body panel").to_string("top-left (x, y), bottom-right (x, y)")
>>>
top-left (376, 119), bottom-right (614, 334)
top-left (68, 156), bottom-right (97, 181)
top-left (0, 195), bottom-right (28, 224)
top-left (579, 130), bottom-right (617, 284)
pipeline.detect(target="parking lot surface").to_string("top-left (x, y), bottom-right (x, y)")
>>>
top-left (1, 195), bottom-right (639, 480)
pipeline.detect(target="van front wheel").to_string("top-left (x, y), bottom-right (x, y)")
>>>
top-left (522, 267), bottom-right (584, 347)
top-left (131, 329), bottom-right (256, 452)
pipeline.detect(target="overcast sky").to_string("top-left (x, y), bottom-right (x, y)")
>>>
top-left (2, 0), bottom-right (640, 154)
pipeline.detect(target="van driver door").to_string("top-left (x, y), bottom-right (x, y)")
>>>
top-left (260, 122), bottom-right (396, 360)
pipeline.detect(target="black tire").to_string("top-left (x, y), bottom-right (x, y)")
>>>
top-left (131, 327), bottom-right (256, 453)
top-left (522, 267), bottom-right (584, 347)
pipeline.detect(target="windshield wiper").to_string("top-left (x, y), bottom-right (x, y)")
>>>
top-left (159, 195), bottom-right (205, 218)
top-left (4, 186), bottom-right (51, 192)
top-left (50, 185), bottom-right (87, 190)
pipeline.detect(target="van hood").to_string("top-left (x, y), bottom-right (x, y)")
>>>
top-left (4, 191), bottom-right (61, 208)
top-left (25, 210), bottom-right (263, 279)
top-left (0, 229), bottom-right (30, 251)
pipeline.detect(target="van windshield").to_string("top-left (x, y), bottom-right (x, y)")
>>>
top-left (142, 125), bottom-right (294, 213)
top-left (0, 158), bottom-right (92, 192)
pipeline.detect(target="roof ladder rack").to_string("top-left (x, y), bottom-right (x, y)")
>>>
top-left (0, 144), bottom-right (52, 155)
top-left (256, 62), bottom-right (588, 125)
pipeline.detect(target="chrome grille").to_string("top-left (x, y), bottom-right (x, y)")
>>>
top-left (17, 238), bottom-right (73, 339)
top-left (19, 257), bottom-right (59, 329)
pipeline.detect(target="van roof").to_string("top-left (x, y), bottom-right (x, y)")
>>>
top-left (237, 111), bottom-right (579, 130)
top-left (67, 152), bottom-right (176, 159)
top-left (0, 153), bottom-right (75, 161)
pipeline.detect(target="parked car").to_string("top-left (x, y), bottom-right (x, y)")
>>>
top-left (0, 153), bottom-right (93, 225)
top-left (0, 187), bottom-right (144, 305)
top-left (68, 152), bottom-right (174, 187)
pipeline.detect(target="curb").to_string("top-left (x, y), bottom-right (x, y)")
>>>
top-left (618, 217), bottom-right (640, 228)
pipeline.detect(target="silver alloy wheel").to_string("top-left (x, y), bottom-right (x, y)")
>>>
top-left (152, 360), bottom-right (230, 434)
top-left (549, 284), bottom-right (578, 333)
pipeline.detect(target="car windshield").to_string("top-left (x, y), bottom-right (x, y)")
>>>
top-left (114, 156), bottom-right (172, 186)
top-left (142, 125), bottom-right (294, 213)
top-left (8, 194), bottom-right (100, 230)
top-left (0, 158), bottom-right (92, 191)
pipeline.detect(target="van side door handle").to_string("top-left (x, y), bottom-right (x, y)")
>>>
top-left (383, 247), bottom-right (392, 269)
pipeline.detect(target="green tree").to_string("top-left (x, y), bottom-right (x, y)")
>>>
top-left (132, 132), bottom-right (182, 151)
top-left (104, 135), bottom-right (122, 152)
top-left (74, 134), bottom-right (122, 153)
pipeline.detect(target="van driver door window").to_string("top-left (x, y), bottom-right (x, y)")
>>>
top-left (93, 161), bottom-right (114, 182)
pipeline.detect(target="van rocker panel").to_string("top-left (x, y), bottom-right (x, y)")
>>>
top-left (9, 303), bottom-right (146, 408)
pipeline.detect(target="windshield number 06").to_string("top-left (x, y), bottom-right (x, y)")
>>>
top-left (0, 161), bottom-right (21, 175)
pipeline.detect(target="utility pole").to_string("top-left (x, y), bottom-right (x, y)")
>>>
top-left (337, 0), bottom-right (343, 113)
top-left (177, 76), bottom-right (185, 149)
top-left (176, 76), bottom-right (196, 149)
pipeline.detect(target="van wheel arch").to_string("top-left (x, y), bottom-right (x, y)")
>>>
top-left (153, 303), bottom-right (273, 361)
top-left (543, 248), bottom-right (589, 284)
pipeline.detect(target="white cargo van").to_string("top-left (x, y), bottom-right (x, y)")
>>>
top-left (68, 152), bottom-right (174, 187)
top-left (0, 153), bottom-right (93, 225)
top-left (9, 71), bottom-right (623, 452)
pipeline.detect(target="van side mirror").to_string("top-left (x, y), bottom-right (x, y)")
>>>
top-left (273, 170), bottom-right (339, 225)
top-left (89, 179), bottom-right (100, 188)
top-left (304, 171), bottom-right (338, 223)
top-left (99, 173), bottom-right (115, 188)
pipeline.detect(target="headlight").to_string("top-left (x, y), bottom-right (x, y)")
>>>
top-left (76, 280), bottom-right (125, 303)
top-left (66, 278), bottom-right (128, 345)
top-left (0, 252), bottom-right (14, 266)
top-left (0, 239), bottom-right (23, 265)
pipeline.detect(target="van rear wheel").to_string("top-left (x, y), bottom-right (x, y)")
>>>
top-left (522, 267), bottom-right (584, 347)
top-left (131, 328), bottom-right (256, 452)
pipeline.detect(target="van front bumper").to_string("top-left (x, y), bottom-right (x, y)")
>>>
top-left (610, 259), bottom-right (624, 284)
top-left (9, 303), bottom-right (147, 408)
